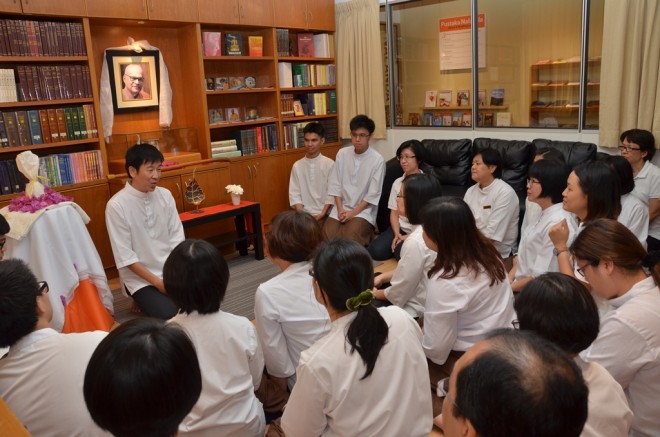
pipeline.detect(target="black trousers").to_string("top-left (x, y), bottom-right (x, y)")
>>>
top-left (129, 285), bottom-right (178, 320)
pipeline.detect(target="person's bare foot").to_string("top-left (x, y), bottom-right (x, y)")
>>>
top-left (131, 301), bottom-right (142, 313)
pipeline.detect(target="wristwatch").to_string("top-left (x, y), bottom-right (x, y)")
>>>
top-left (553, 248), bottom-right (568, 256)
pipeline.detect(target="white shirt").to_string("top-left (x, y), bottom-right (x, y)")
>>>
top-left (618, 193), bottom-right (649, 247)
top-left (0, 329), bottom-right (110, 437)
top-left (520, 198), bottom-right (542, 237)
top-left (387, 175), bottom-right (412, 233)
top-left (281, 306), bottom-right (432, 437)
top-left (576, 356), bottom-right (633, 437)
top-left (254, 262), bottom-right (330, 390)
top-left (464, 179), bottom-right (519, 258)
top-left (289, 154), bottom-right (335, 216)
top-left (423, 267), bottom-right (517, 365)
top-left (517, 203), bottom-right (576, 279)
top-left (170, 311), bottom-right (265, 437)
top-left (583, 276), bottom-right (660, 436)
top-left (327, 147), bottom-right (385, 226)
top-left (384, 225), bottom-right (436, 318)
top-left (105, 182), bottom-right (185, 294)
top-left (632, 160), bottom-right (660, 240)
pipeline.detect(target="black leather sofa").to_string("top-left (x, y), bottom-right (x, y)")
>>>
top-left (375, 138), bottom-right (598, 233)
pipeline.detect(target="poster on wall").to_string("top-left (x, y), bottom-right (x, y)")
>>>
top-left (439, 14), bottom-right (486, 71)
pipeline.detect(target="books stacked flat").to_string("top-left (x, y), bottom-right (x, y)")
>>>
top-left (211, 139), bottom-right (241, 158)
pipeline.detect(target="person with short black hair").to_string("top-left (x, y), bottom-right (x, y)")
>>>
top-left (439, 329), bottom-right (589, 437)
top-left (105, 143), bottom-right (183, 319)
top-left (323, 114), bottom-right (385, 246)
top-left (254, 211), bottom-right (329, 394)
top-left (570, 219), bottom-right (660, 436)
top-left (0, 259), bottom-right (108, 436)
top-left (368, 139), bottom-right (427, 261)
top-left (373, 173), bottom-right (441, 318)
top-left (84, 318), bottom-right (201, 437)
top-left (0, 213), bottom-right (9, 261)
top-left (164, 239), bottom-right (265, 435)
top-left (515, 273), bottom-right (633, 437)
top-left (608, 155), bottom-right (649, 246)
top-left (510, 160), bottom-right (575, 292)
top-left (289, 122), bottom-right (334, 223)
top-left (281, 238), bottom-right (432, 436)
top-left (464, 148), bottom-right (519, 262)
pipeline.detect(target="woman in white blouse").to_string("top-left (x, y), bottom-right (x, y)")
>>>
top-left (607, 155), bottom-right (649, 246)
top-left (570, 219), bottom-right (660, 436)
top-left (510, 159), bottom-right (574, 292)
top-left (164, 239), bottom-right (265, 437)
top-left (373, 173), bottom-right (441, 318)
top-left (281, 239), bottom-right (432, 436)
top-left (421, 197), bottom-right (516, 416)
top-left (368, 140), bottom-right (425, 260)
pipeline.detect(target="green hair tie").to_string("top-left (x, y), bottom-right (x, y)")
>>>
top-left (346, 290), bottom-right (374, 312)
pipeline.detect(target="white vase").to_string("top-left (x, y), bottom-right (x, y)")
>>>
top-left (231, 193), bottom-right (241, 205)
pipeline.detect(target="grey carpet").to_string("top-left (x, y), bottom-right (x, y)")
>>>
top-left (112, 253), bottom-right (281, 323)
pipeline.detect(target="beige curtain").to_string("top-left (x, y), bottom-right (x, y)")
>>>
top-left (336, 0), bottom-right (387, 139)
top-left (599, 0), bottom-right (660, 148)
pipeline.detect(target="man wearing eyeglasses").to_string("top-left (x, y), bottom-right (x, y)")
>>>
top-left (0, 259), bottom-right (108, 436)
top-left (122, 63), bottom-right (151, 100)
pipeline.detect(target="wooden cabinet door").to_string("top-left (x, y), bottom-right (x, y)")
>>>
top-left (147, 0), bottom-right (198, 22)
top-left (252, 156), bottom-right (288, 224)
top-left (229, 159), bottom-right (256, 203)
top-left (306, 0), bottom-right (335, 31)
top-left (158, 175), bottom-right (184, 212)
top-left (180, 167), bottom-right (231, 211)
top-left (21, 0), bottom-right (87, 16)
top-left (0, 0), bottom-right (22, 14)
top-left (238, 0), bottom-right (273, 26)
top-left (61, 183), bottom-right (114, 268)
top-left (86, 0), bottom-right (148, 19)
top-left (273, 0), bottom-right (308, 29)
top-left (197, 0), bottom-right (240, 25)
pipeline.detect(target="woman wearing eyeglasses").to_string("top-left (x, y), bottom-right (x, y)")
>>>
top-left (510, 159), bottom-right (575, 292)
top-left (281, 238), bottom-right (432, 436)
top-left (368, 140), bottom-right (425, 261)
top-left (570, 219), bottom-right (660, 436)
top-left (550, 161), bottom-right (621, 280)
top-left (420, 197), bottom-right (516, 416)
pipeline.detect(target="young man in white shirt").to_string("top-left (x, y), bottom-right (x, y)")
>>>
top-left (288, 122), bottom-right (334, 224)
top-left (105, 144), bottom-right (183, 319)
top-left (323, 114), bottom-right (385, 246)
top-left (0, 259), bottom-right (109, 436)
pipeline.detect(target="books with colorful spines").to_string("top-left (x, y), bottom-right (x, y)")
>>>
top-left (0, 114), bottom-right (7, 148)
top-left (82, 104), bottom-right (97, 138)
top-left (7, 160), bottom-right (25, 192)
top-left (63, 108), bottom-right (75, 141)
top-left (278, 62), bottom-right (293, 88)
top-left (327, 90), bottom-right (337, 114)
top-left (3, 112), bottom-right (19, 148)
top-left (202, 31), bottom-right (222, 56)
top-left (276, 29), bottom-right (289, 57)
top-left (297, 33), bottom-right (314, 57)
top-left (292, 64), bottom-right (305, 87)
top-left (57, 154), bottom-right (71, 185)
top-left (82, 65), bottom-right (93, 98)
top-left (71, 107), bottom-right (82, 139)
top-left (248, 36), bottom-right (263, 56)
top-left (0, 161), bottom-right (11, 194)
top-left (27, 110), bottom-right (42, 144)
top-left (37, 109), bottom-right (51, 143)
top-left (15, 111), bottom-right (30, 146)
top-left (224, 33), bottom-right (243, 56)
top-left (46, 108), bottom-right (59, 142)
top-left (77, 106), bottom-right (88, 138)
top-left (55, 108), bottom-right (68, 142)
top-left (255, 127), bottom-right (264, 154)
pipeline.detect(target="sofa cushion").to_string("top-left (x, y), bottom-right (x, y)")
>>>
top-left (531, 139), bottom-right (597, 168)
top-left (421, 139), bottom-right (473, 188)
top-left (473, 138), bottom-right (534, 197)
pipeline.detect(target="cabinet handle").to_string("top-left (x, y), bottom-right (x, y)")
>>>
top-left (252, 163), bottom-right (259, 179)
top-left (239, 4), bottom-right (244, 19)
top-left (307, 11), bottom-right (313, 23)
top-left (175, 183), bottom-right (181, 197)
top-left (247, 165), bottom-right (253, 179)
top-left (150, 0), bottom-right (154, 12)
top-left (233, 5), bottom-right (239, 18)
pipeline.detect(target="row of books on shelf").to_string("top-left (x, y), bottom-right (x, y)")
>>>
top-left (414, 111), bottom-right (512, 127)
top-left (424, 89), bottom-right (504, 108)
top-left (0, 105), bottom-right (98, 148)
top-left (202, 32), bottom-right (263, 57)
top-left (0, 19), bottom-right (86, 57)
top-left (278, 62), bottom-right (336, 88)
top-left (276, 30), bottom-right (334, 58)
top-left (13, 64), bottom-right (92, 102)
top-left (228, 124), bottom-right (279, 156)
top-left (280, 91), bottom-right (337, 117)
top-left (205, 75), bottom-right (260, 91)
top-left (282, 118), bottom-right (339, 149)
top-left (209, 106), bottom-right (274, 125)
top-left (0, 149), bottom-right (103, 195)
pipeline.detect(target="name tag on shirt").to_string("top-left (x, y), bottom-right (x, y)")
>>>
top-left (483, 205), bottom-right (492, 209)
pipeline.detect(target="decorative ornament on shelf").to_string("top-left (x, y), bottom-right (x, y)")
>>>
top-left (184, 169), bottom-right (206, 214)
top-left (225, 184), bottom-right (243, 206)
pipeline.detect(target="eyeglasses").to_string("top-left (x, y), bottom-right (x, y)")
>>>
top-left (396, 193), bottom-right (405, 198)
top-left (350, 133), bottom-right (370, 140)
top-left (308, 268), bottom-right (315, 278)
top-left (511, 319), bottom-right (520, 329)
top-left (37, 281), bottom-right (49, 295)
top-left (618, 145), bottom-right (641, 153)
top-left (576, 260), bottom-right (597, 277)
top-left (526, 178), bottom-right (541, 186)
top-left (124, 75), bottom-right (145, 83)
top-left (0, 238), bottom-right (5, 249)
top-left (436, 377), bottom-right (461, 413)
top-left (398, 155), bottom-right (416, 161)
